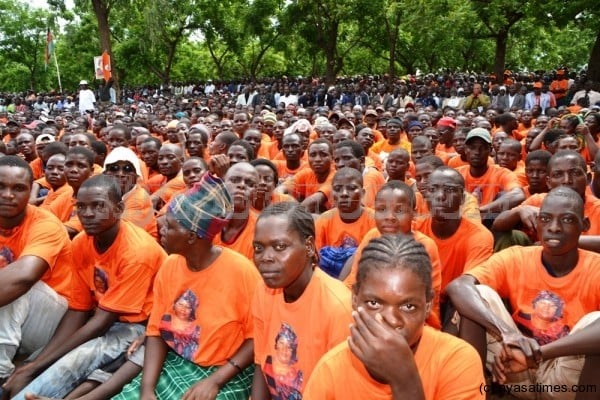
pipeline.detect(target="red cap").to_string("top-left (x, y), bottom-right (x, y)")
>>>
top-left (437, 117), bottom-right (457, 129)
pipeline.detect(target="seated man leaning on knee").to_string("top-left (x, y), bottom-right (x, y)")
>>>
top-left (4, 175), bottom-right (167, 400)
top-left (446, 186), bottom-right (600, 400)
top-left (0, 156), bottom-right (74, 391)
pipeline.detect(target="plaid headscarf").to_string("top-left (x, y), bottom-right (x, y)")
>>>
top-left (168, 173), bottom-right (233, 241)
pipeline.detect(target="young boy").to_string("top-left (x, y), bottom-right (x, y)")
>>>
top-left (315, 168), bottom-right (376, 278)
top-left (447, 187), bottom-right (600, 399)
top-left (45, 146), bottom-right (95, 238)
top-left (385, 149), bottom-right (415, 191)
top-left (522, 149), bottom-right (551, 198)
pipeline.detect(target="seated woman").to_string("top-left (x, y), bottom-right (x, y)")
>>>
top-left (303, 234), bottom-right (485, 399)
top-left (251, 202), bottom-right (353, 399)
top-left (111, 171), bottom-right (260, 400)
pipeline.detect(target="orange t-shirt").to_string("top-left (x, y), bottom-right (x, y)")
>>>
top-left (370, 140), bottom-right (411, 155)
top-left (272, 160), bottom-right (307, 183)
top-left (92, 164), bottom-right (104, 176)
top-left (414, 191), bottom-right (481, 223)
top-left (34, 176), bottom-right (51, 190)
top-left (150, 173), bottom-right (186, 204)
top-left (413, 216), bottom-right (494, 292)
top-left (524, 193), bottom-right (600, 235)
top-left (362, 168), bottom-right (386, 209)
top-left (213, 211), bottom-right (258, 261)
top-left (447, 156), bottom-right (469, 169)
top-left (456, 164), bottom-right (521, 206)
top-left (365, 150), bottom-right (383, 171)
top-left (45, 186), bottom-right (83, 233)
top-left (40, 183), bottom-right (71, 209)
top-left (122, 184), bottom-right (158, 239)
top-left (315, 207), bottom-right (376, 251)
top-left (0, 205), bottom-right (73, 301)
top-left (273, 150), bottom-right (309, 164)
top-left (69, 221), bottom-right (167, 322)
top-left (253, 268), bottom-right (353, 397)
top-left (256, 142), bottom-right (271, 159)
top-left (267, 141), bottom-right (281, 159)
top-left (147, 249), bottom-right (260, 366)
top-left (304, 326), bottom-right (485, 400)
top-left (29, 158), bottom-right (44, 180)
top-left (550, 79), bottom-right (569, 100)
top-left (344, 228), bottom-right (442, 329)
top-left (510, 162), bottom-right (528, 187)
top-left (285, 168), bottom-right (335, 203)
top-left (147, 174), bottom-right (166, 194)
top-left (44, 186), bottom-right (75, 222)
top-left (468, 246), bottom-right (600, 345)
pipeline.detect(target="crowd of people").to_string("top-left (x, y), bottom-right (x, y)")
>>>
top-left (0, 68), bottom-right (599, 400)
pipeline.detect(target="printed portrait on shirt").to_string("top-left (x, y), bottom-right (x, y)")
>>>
top-left (264, 323), bottom-right (303, 400)
top-left (93, 267), bottom-right (109, 295)
top-left (0, 246), bottom-right (14, 268)
top-left (515, 290), bottom-right (570, 345)
top-left (159, 289), bottom-right (201, 361)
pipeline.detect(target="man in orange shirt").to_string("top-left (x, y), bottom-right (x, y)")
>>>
top-left (333, 140), bottom-right (385, 209)
top-left (435, 116), bottom-right (458, 161)
top-left (522, 150), bottom-right (551, 198)
top-left (279, 138), bottom-right (335, 213)
top-left (0, 157), bottom-right (73, 389)
top-left (6, 175), bottom-right (167, 399)
top-left (272, 132), bottom-right (306, 183)
top-left (496, 139), bottom-right (527, 187)
top-left (315, 168), bottom-right (376, 278)
top-left (103, 147), bottom-right (157, 239)
top-left (413, 167), bottom-right (493, 307)
top-left (550, 69), bottom-right (569, 107)
top-left (149, 143), bottom-right (186, 210)
top-left (46, 146), bottom-right (95, 238)
top-left (370, 118), bottom-right (410, 163)
top-left (447, 187), bottom-right (600, 399)
top-left (494, 150), bottom-right (600, 252)
top-left (456, 128), bottom-right (525, 224)
top-left (356, 127), bottom-right (383, 171)
top-left (138, 137), bottom-right (161, 182)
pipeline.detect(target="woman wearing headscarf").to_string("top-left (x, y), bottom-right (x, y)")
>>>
top-left (115, 171), bottom-right (260, 400)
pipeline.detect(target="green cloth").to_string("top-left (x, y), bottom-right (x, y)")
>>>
top-left (113, 351), bottom-right (253, 400)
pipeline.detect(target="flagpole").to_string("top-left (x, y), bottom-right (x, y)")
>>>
top-left (52, 50), bottom-right (63, 94)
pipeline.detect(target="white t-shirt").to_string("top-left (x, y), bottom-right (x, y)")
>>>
top-left (78, 89), bottom-right (96, 113)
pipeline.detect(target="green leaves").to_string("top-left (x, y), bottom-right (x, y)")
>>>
top-left (0, 0), bottom-right (597, 91)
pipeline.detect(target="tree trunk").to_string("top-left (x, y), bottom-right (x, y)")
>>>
top-left (323, 23), bottom-right (339, 85)
top-left (91, 0), bottom-right (118, 91)
top-left (493, 30), bottom-right (508, 82)
top-left (587, 30), bottom-right (600, 83)
top-left (389, 36), bottom-right (397, 79)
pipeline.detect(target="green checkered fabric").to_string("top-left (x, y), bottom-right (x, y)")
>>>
top-left (113, 351), bottom-right (253, 400)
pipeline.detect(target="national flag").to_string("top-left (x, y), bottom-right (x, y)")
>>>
top-left (45, 28), bottom-right (54, 70)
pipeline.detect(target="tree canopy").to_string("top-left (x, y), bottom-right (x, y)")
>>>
top-left (0, 0), bottom-right (597, 92)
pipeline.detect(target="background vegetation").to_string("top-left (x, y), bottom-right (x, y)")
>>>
top-left (0, 0), bottom-right (598, 91)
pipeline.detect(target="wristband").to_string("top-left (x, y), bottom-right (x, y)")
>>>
top-left (227, 358), bottom-right (243, 373)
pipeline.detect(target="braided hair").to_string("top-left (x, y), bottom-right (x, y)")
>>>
top-left (355, 234), bottom-right (433, 301)
top-left (258, 201), bottom-right (318, 264)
